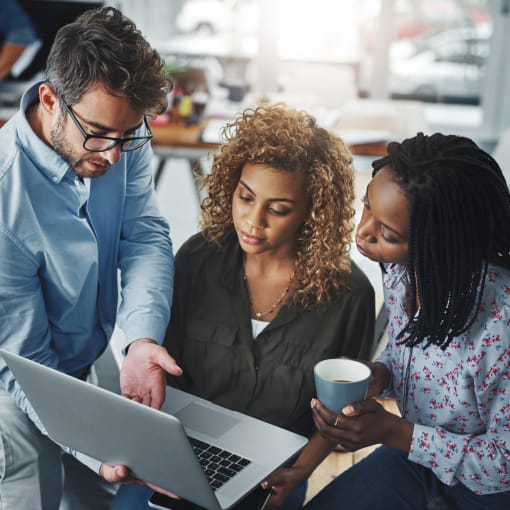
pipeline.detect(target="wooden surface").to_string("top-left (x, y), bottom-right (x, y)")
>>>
top-left (150, 118), bottom-right (219, 150)
top-left (149, 116), bottom-right (390, 156)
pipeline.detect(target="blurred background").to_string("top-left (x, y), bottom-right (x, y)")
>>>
top-left (2, 0), bottom-right (509, 275)
top-left (4, 0), bottom-right (507, 141)
top-left (111, 0), bottom-right (503, 141)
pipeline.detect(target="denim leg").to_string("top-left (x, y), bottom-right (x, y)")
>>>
top-left (445, 482), bottom-right (510, 510)
top-left (0, 390), bottom-right (64, 510)
top-left (109, 484), bottom-right (153, 510)
top-left (304, 445), bottom-right (510, 510)
top-left (303, 445), bottom-right (428, 510)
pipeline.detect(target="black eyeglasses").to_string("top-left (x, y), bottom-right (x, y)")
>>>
top-left (59, 95), bottom-right (152, 152)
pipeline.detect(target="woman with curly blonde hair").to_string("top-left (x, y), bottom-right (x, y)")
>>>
top-left (110, 104), bottom-right (374, 510)
top-left (201, 104), bottom-right (357, 311)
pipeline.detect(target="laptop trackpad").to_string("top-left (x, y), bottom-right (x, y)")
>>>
top-left (175, 402), bottom-right (240, 438)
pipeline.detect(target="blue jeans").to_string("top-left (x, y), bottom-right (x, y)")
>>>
top-left (304, 445), bottom-right (510, 510)
top-left (0, 390), bottom-right (115, 510)
top-left (110, 482), bottom-right (307, 510)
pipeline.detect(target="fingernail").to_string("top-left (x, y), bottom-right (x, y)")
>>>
top-left (342, 405), bottom-right (354, 415)
top-left (311, 399), bottom-right (317, 409)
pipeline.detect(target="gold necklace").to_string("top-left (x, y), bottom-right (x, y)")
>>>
top-left (243, 273), bottom-right (290, 320)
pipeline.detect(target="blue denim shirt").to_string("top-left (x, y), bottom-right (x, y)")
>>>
top-left (0, 83), bottom-right (174, 470)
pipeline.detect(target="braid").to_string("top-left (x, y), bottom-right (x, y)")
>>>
top-left (373, 132), bottom-right (510, 349)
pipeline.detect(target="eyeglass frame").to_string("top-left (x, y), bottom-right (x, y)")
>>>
top-left (58, 94), bottom-right (153, 153)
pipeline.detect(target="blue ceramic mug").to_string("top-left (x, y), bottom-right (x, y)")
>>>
top-left (314, 359), bottom-right (371, 414)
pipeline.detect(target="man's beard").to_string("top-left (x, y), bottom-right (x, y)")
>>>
top-left (50, 114), bottom-right (109, 178)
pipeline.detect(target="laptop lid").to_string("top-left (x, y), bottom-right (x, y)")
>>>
top-left (0, 350), bottom-right (307, 510)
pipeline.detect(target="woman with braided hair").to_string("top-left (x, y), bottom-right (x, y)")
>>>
top-left (306, 132), bottom-right (510, 509)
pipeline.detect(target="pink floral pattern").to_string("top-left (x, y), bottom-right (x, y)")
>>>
top-left (378, 263), bottom-right (510, 494)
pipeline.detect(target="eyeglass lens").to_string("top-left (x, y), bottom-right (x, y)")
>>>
top-left (83, 137), bottom-right (148, 152)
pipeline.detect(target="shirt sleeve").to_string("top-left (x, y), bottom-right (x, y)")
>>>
top-left (116, 143), bottom-right (174, 350)
top-left (0, 229), bottom-right (58, 423)
top-left (374, 342), bottom-right (396, 397)
top-left (409, 332), bottom-right (510, 494)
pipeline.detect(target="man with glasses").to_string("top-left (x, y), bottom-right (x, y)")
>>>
top-left (0, 7), bottom-right (182, 510)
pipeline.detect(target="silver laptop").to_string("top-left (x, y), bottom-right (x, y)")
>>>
top-left (0, 350), bottom-right (307, 510)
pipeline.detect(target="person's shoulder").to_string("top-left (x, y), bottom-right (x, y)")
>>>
top-left (176, 231), bottom-right (212, 256)
top-left (483, 263), bottom-right (510, 297)
top-left (324, 260), bottom-right (374, 307)
top-left (486, 263), bottom-right (510, 279)
top-left (0, 113), bottom-right (20, 144)
top-left (469, 263), bottom-right (510, 351)
top-left (0, 115), bottom-right (23, 181)
top-left (176, 230), bottom-right (231, 260)
top-left (348, 259), bottom-right (375, 296)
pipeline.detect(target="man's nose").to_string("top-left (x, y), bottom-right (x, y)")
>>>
top-left (103, 144), bottom-right (122, 165)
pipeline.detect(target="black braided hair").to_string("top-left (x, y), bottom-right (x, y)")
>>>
top-left (373, 132), bottom-right (510, 349)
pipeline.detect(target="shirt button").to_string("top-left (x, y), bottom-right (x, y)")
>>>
top-left (52, 176), bottom-right (58, 182)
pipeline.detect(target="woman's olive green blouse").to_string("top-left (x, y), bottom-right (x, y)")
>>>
top-left (165, 229), bottom-right (375, 437)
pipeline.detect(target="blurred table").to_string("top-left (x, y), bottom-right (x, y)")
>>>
top-left (149, 119), bottom-right (221, 202)
top-left (149, 115), bottom-right (390, 201)
top-left (332, 98), bottom-right (428, 146)
top-left (150, 97), bottom-right (428, 189)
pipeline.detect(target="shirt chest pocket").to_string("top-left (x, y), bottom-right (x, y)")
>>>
top-left (181, 317), bottom-right (245, 393)
top-left (185, 318), bottom-right (238, 346)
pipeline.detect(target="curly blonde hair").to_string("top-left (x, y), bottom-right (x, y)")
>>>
top-left (200, 104), bottom-right (355, 310)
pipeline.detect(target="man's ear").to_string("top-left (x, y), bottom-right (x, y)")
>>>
top-left (38, 82), bottom-right (59, 115)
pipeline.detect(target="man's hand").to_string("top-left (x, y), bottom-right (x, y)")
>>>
top-left (120, 339), bottom-right (182, 409)
top-left (100, 462), bottom-right (180, 499)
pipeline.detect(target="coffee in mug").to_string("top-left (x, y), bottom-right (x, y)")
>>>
top-left (313, 359), bottom-right (371, 414)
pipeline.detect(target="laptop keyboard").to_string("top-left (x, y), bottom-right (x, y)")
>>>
top-left (189, 437), bottom-right (252, 490)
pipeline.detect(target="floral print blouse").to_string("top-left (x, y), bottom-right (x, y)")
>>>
top-left (377, 263), bottom-right (510, 495)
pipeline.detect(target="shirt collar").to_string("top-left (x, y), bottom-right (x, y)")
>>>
top-left (17, 82), bottom-right (74, 184)
top-left (383, 263), bottom-right (410, 289)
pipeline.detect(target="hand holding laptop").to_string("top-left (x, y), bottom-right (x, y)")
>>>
top-left (100, 462), bottom-right (181, 501)
top-left (100, 338), bottom-right (184, 493)
top-left (1, 350), bottom-right (307, 510)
